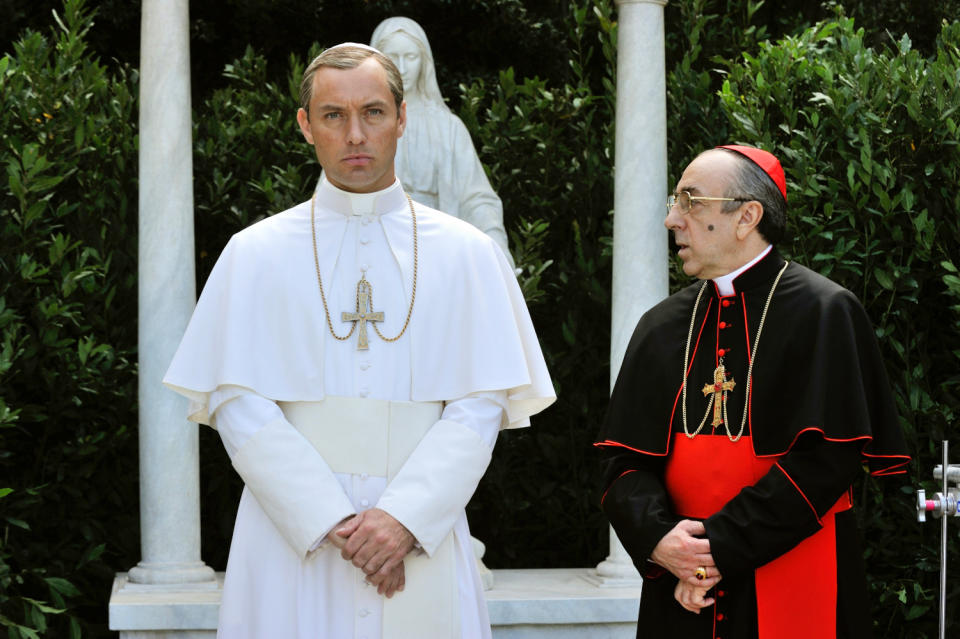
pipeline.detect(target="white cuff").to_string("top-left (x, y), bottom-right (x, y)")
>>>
top-left (377, 419), bottom-right (493, 556)
top-left (230, 416), bottom-right (356, 558)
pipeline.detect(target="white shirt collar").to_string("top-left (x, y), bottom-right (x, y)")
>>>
top-left (712, 244), bottom-right (772, 296)
top-left (314, 174), bottom-right (406, 218)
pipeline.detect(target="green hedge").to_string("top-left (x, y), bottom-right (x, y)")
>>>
top-left (2, 1), bottom-right (959, 637)
top-left (0, 2), bottom-right (139, 637)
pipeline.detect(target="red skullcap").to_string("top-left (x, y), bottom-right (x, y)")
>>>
top-left (716, 145), bottom-right (787, 203)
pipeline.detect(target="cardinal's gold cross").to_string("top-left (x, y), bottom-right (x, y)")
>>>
top-left (702, 361), bottom-right (736, 426)
top-left (342, 278), bottom-right (384, 350)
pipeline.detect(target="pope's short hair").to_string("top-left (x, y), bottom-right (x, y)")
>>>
top-left (299, 45), bottom-right (404, 117)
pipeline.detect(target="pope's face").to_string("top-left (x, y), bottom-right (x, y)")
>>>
top-left (379, 32), bottom-right (422, 96)
top-left (664, 151), bottom-right (745, 280)
top-left (296, 58), bottom-right (406, 193)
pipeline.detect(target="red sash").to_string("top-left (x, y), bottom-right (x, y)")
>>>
top-left (664, 433), bottom-right (850, 639)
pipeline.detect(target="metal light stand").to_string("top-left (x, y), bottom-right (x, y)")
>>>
top-left (916, 440), bottom-right (960, 639)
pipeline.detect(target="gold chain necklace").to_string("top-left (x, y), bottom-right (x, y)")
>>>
top-left (310, 191), bottom-right (418, 348)
top-left (681, 261), bottom-right (790, 441)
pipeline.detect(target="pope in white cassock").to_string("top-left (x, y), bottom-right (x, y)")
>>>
top-left (162, 43), bottom-right (555, 639)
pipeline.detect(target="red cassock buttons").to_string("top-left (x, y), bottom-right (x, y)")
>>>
top-left (717, 614), bottom-right (725, 621)
top-left (717, 348), bottom-right (727, 357)
top-left (719, 321), bottom-right (728, 329)
top-left (722, 299), bottom-right (732, 307)
top-left (717, 590), bottom-right (726, 597)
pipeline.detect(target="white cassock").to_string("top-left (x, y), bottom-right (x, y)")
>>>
top-left (163, 176), bottom-right (555, 639)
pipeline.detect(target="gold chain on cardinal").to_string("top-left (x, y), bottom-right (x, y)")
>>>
top-left (681, 261), bottom-right (790, 441)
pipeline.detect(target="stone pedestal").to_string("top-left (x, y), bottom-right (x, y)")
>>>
top-left (595, 0), bottom-right (669, 585)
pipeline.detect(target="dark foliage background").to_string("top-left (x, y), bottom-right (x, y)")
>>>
top-left (1, 0), bottom-right (958, 636)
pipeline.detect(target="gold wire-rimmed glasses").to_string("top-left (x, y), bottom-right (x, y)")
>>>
top-left (666, 191), bottom-right (750, 214)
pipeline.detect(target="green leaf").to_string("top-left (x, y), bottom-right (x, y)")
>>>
top-left (5, 517), bottom-right (30, 530)
top-left (874, 269), bottom-right (894, 290)
top-left (22, 597), bottom-right (64, 615)
top-left (20, 144), bottom-right (39, 173)
top-left (905, 604), bottom-right (929, 620)
top-left (44, 577), bottom-right (80, 597)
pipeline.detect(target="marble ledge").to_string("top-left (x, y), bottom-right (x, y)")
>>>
top-left (486, 568), bottom-right (641, 625)
top-left (110, 568), bottom-right (641, 636)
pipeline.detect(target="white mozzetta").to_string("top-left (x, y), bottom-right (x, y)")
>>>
top-left (162, 179), bottom-right (554, 428)
top-left (129, 0), bottom-right (214, 586)
top-left (597, 0), bottom-right (670, 584)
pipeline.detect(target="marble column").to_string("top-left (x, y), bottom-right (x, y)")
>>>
top-left (127, 0), bottom-right (215, 586)
top-left (594, 0), bottom-right (669, 585)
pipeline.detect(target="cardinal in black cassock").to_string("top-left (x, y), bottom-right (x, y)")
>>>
top-left (596, 146), bottom-right (909, 639)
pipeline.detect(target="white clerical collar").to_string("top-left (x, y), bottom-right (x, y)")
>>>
top-left (314, 174), bottom-right (406, 218)
top-left (712, 244), bottom-right (772, 296)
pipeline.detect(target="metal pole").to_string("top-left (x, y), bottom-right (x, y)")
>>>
top-left (940, 440), bottom-right (947, 639)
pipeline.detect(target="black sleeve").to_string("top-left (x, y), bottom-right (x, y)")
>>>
top-left (704, 432), bottom-right (862, 578)
top-left (600, 449), bottom-right (680, 576)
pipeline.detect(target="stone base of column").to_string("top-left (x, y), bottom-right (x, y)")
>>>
top-left (472, 536), bottom-right (495, 590)
top-left (127, 562), bottom-right (218, 587)
top-left (582, 557), bottom-right (644, 588)
top-left (586, 529), bottom-right (643, 587)
top-left (110, 573), bottom-right (222, 637)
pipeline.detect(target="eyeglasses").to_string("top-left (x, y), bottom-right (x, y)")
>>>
top-left (666, 191), bottom-right (750, 214)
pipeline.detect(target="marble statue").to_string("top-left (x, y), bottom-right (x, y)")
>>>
top-left (371, 17), bottom-right (514, 267)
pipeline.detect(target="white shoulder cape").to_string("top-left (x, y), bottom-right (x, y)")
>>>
top-left (163, 195), bottom-right (554, 428)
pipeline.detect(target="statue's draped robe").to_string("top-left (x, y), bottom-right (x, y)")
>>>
top-left (597, 249), bottom-right (908, 639)
top-left (164, 178), bottom-right (554, 639)
top-left (395, 102), bottom-right (512, 265)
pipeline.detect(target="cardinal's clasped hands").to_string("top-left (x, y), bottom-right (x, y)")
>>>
top-left (650, 519), bottom-right (723, 614)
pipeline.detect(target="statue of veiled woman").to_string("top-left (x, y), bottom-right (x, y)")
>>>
top-left (371, 17), bottom-right (514, 267)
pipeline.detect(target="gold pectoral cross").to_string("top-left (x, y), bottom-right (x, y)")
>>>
top-left (341, 277), bottom-right (384, 350)
top-left (702, 361), bottom-right (736, 426)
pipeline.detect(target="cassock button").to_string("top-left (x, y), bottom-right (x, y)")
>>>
top-left (717, 590), bottom-right (726, 597)
top-left (361, 263), bottom-right (370, 272)
top-left (360, 361), bottom-right (371, 371)
top-left (717, 613), bottom-right (725, 621)
top-left (722, 299), bottom-right (733, 307)
top-left (359, 608), bottom-right (370, 617)
top-left (719, 321), bottom-right (729, 329)
top-left (359, 387), bottom-right (369, 397)
top-left (360, 237), bottom-right (371, 245)
top-left (717, 348), bottom-right (726, 357)
top-left (360, 498), bottom-right (370, 507)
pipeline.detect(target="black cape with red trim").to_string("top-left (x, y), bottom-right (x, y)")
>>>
top-left (599, 248), bottom-right (907, 470)
top-left (596, 248), bottom-right (909, 639)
